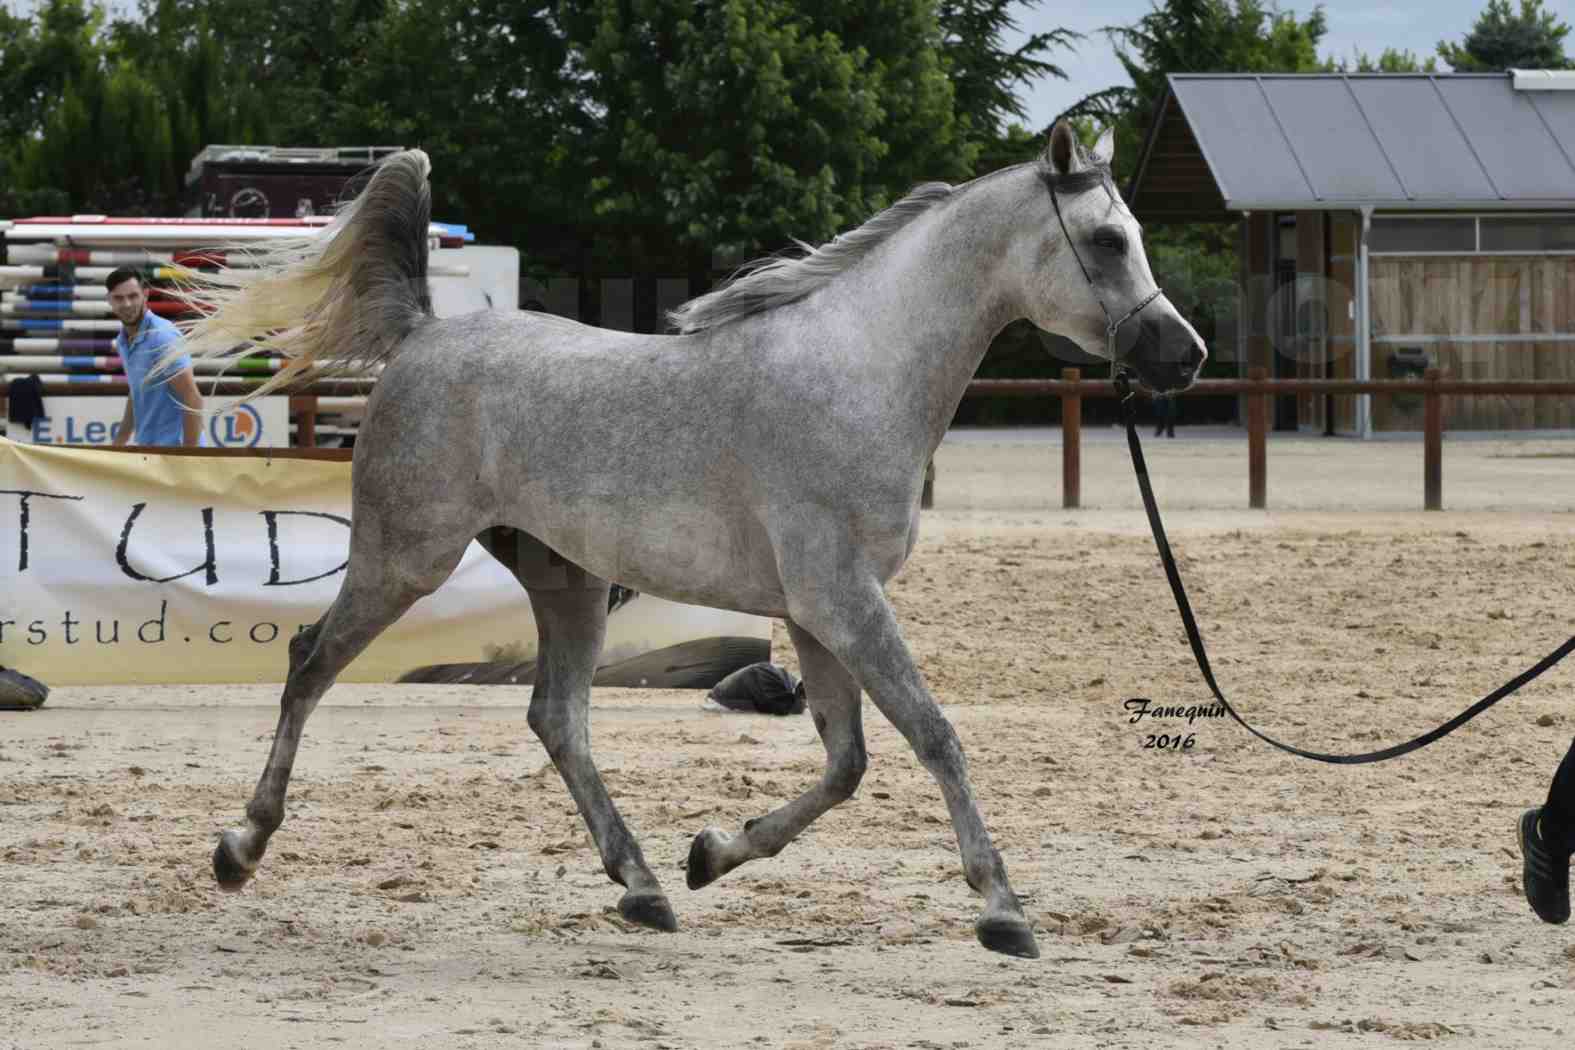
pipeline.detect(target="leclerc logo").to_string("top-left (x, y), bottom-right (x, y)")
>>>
top-left (210, 404), bottom-right (264, 447)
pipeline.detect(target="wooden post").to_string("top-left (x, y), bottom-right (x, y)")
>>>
top-left (1248, 367), bottom-right (1267, 509)
top-left (1062, 367), bottom-right (1081, 510)
top-left (298, 395), bottom-right (318, 449)
top-left (1423, 367), bottom-right (1442, 511)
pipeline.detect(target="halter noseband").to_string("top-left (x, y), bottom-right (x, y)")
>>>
top-left (1042, 166), bottom-right (1163, 398)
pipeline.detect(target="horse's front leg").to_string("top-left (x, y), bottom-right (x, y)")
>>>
top-left (687, 618), bottom-right (867, 886)
top-left (784, 569), bottom-right (1039, 959)
top-left (215, 566), bottom-right (441, 887)
top-left (525, 583), bottom-right (676, 932)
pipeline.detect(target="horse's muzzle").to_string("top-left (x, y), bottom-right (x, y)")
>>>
top-left (1129, 316), bottom-right (1206, 393)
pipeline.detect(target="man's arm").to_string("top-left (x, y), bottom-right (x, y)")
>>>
top-left (169, 367), bottom-right (204, 447)
top-left (112, 399), bottom-right (135, 446)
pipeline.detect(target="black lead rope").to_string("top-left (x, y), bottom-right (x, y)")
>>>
top-left (1044, 159), bottom-right (1574, 761)
top-left (1114, 371), bottom-right (1575, 764)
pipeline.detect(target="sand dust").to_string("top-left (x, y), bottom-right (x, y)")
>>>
top-left (3, 427), bottom-right (1574, 1048)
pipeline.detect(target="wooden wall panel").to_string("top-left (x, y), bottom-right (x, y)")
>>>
top-left (1214, 207), bottom-right (1575, 433)
top-left (1369, 255), bottom-right (1575, 430)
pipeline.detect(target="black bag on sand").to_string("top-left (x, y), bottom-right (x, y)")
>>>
top-left (0, 666), bottom-right (49, 711)
top-left (705, 662), bottom-right (806, 716)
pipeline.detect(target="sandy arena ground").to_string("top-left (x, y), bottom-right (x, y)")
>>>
top-left (4, 425), bottom-right (1575, 1049)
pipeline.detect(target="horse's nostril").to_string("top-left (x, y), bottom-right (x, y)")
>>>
top-left (1187, 343), bottom-right (1205, 370)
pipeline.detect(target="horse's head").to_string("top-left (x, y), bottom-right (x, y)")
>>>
top-left (1024, 120), bottom-right (1207, 393)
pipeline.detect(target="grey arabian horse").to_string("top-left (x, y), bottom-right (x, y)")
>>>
top-left (176, 120), bottom-right (1205, 959)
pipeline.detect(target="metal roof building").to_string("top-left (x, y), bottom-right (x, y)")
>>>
top-left (1129, 72), bottom-right (1575, 435)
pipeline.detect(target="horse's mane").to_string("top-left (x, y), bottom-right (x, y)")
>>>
top-left (668, 152), bottom-right (1110, 334)
top-left (668, 182), bottom-right (956, 334)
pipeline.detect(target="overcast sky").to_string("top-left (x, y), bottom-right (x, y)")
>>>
top-left (1004, 0), bottom-right (1510, 133)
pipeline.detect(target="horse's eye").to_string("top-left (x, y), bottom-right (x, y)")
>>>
top-left (1092, 229), bottom-right (1127, 253)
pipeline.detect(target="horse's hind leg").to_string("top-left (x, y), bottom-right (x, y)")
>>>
top-left (212, 540), bottom-right (465, 890)
top-left (788, 576), bottom-right (1038, 959)
top-left (524, 580), bottom-right (677, 933)
top-left (687, 618), bottom-right (866, 887)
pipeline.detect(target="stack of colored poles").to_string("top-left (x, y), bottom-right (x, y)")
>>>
top-left (1, 216), bottom-right (471, 387)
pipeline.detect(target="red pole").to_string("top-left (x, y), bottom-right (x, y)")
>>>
top-left (1062, 367), bottom-right (1081, 510)
top-left (1424, 367), bottom-right (1442, 511)
top-left (1248, 367), bottom-right (1267, 509)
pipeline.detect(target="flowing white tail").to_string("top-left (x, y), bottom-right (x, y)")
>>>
top-left (159, 150), bottom-right (435, 400)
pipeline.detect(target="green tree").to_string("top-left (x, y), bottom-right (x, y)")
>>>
top-left (0, 0), bottom-right (104, 148)
top-left (17, 58), bottom-right (181, 213)
top-left (107, 1), bottom-right (281, 158)
top-left (934, 1), bottom-right (1095, 176)
top-left (1, 1), bottom-right (190, 213)
top-left (221, 0), bottom-right (388, 141)
top-left (3, 0), bottom-right (334, 215)
top-left (1438, 0), bottom-right (1571, 71)
top-left (330, 0), bottom-right (584, 257)
top-left (1329, 47), bottom-right (1439, 72)
top-left (0, 0), bottom-right (1109, 267)
top-left (1078, 0), bottom-right (1328, 177)
top-left (936, 1), bottom-right (1074, 139)
top-left (559, 0), bottom-right (902, 260)
top-left (109, 0), bottom-right (389, 145)
top-left (793, 1), bottom-right (974, 197)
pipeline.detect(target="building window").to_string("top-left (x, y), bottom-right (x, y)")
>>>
top-left (1479, 217), bottom-right (1575, 252)
top-left (1369, 217), bottom-right (1475, 253)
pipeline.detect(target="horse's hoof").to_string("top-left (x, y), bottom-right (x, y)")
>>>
top-left (212, 834), bottom-right (254, 892)
top-left (976, 915), bottom-right (1040, 959)
top-left (619, 891), bottom-right (678, 933)
top-left (685, 827), bottom-right (730, 891)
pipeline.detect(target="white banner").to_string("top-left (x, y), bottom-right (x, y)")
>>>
top-left (0, 439), bottom-right (770, 684)
top-left (19, 396), bottom-right (291, 448)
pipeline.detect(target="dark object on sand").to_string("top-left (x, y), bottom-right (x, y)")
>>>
top-left (705, 662), bottom-right (806, 716)
top-left (398, 636), bottom-right (769, 690)
top-left (0, 666), bottom-right (48, 711)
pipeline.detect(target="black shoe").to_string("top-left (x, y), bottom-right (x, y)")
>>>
top-left (1518, 807), bottom-right (1571, 924)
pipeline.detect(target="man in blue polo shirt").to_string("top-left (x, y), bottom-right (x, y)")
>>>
top-left (106, 267), bottom-right (204, 446)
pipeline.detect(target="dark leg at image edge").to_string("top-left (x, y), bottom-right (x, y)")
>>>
top-left (1520, 736), bottom-right (1575, 924)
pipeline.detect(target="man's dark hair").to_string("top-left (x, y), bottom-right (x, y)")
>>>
top-left (104, 267), bottom-right (144, 292)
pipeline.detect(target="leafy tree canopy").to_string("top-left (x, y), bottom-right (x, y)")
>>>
top-left (0, 1), bottom-right (1077, 261)
top-left (1438, 0), bottom-right (1571, 72)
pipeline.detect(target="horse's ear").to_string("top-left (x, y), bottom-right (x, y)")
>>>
top-left (1092, 126), bottom-right (1115, 167)
top-left (1046, 120), bottom-right (1082, 176)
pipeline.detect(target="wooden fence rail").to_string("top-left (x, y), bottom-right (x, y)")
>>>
top-left (9, 374), bottom-right (1575, 509)
top-left (964, 368), bottom-right (1575, 512)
